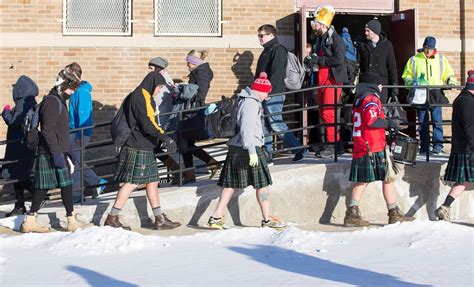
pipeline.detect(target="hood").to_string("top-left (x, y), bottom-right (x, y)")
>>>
top-left (134, 71), bottom-right (167, 96)
top-left (354, 83), bottom-right (381, 107)
top-left (78, 81), bottom-right (92, 93)
top-left (238, 87), bottom-right (261, 102)
top-left (12, 75), bottom-right (39, 102)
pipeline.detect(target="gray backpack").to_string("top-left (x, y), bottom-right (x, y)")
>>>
top-left (284, 50), bottom-right (305, 90)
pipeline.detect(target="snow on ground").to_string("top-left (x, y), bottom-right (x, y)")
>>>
top-left (0, 221), bottom-right (472, 287)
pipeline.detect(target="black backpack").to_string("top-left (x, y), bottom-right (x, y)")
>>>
top-left (110, 92), bottom-right (133, 148)
top-left (206, 96), bottom-right (240, 139)
top-left (22, 95), bottom-right (62, 150)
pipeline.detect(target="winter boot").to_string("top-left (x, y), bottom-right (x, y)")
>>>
top-left (66, 214), bottom-right (94, 232)
top-left (388, 206), bottom-right (415, 224)
top-left (343, 206), bottom-right (370, 227)
top-left (104, 214), bottom-right (131, 230)
top-left (20, 214), bottom-right (50, 233)
top-left (435, 205), bottom-right (451, 222)
top-left (154, 213), bottom-right (181, 230)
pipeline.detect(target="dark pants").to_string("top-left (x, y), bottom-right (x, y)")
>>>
top-left (30, 185), bottom-right (73, 216)
top-left (13, 181), bottom-right (32, 208)
top-left (183, 139), bottom-right (213, 168)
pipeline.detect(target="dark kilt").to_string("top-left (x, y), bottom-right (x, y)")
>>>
top-left (350, 151), bottom-right (386, 182)
top-left (114, 146), bottom-right (159, 185)
top-left (444, 153), bottom-right (473, 183)
top-left (34, 153), bottom-right (73, 190)
top-left (218, 146), bottom-right (272, 189)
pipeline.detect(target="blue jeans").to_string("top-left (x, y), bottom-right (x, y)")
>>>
top-left (69, 134), bottom-right (101, 190)
top-left (418, 107), bottom-right (443, 153)
top-left (263, 95), bottom-right (303, 159)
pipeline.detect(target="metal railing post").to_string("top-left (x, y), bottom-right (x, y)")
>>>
top-left (79, 128), bottom-right (85, 205)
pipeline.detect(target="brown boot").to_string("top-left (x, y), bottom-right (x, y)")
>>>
top-left (388, 206), bottom-right (415, 224)
top-left (104, 214), bottom-right (131, 230)
top-left (20, 214), bottom-right (50, 233)
top-left (66, 214), bottom-right (94, 232)
top-left (343, 206), bottom-right (370, 227)
top-left (207, 159), bottom-right (222, 179)
top-left (154, 213), bottom-right (181, 230)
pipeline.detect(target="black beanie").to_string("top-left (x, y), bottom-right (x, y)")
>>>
top-left (366, 19), bottom-right (381, 35)
top-left (362, 72), bottom-right (383, 86)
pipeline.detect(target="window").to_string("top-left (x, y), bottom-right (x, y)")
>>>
top-left (62, 0), bottom-right (132, 36)
top-left (154, 0), bottom-right (222, 36)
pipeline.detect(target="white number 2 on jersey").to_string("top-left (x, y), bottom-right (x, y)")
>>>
top-left (353, 112), bottom-right (361, 137)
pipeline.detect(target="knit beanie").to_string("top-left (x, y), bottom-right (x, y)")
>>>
top-left (149, 57), bottom-right (168, 69)
top-left (422, 36), bottom-right (436, 49)
top-left (251, 72), bottom-right (272, 93)
top-left (466, 70), bottom-right (474, 90)
top-left (366, 19), bottom-right (381, 35)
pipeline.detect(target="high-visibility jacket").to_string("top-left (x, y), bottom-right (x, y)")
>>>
top-left (402, 51), bottom-right (456, 86)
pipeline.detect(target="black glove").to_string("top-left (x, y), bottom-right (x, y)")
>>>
top-left (51, 153), bottom-right (66, 168)
top-left (387, 120), bottom-right (399, 134)
top-left (160, 135), bottom-right (177, 154)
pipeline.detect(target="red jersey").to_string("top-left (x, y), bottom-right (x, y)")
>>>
top-left (352, 93), bottom-right (386, 159)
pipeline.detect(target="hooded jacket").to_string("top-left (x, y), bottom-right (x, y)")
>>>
top-left (451, 88), bottom-right (474, 154)
top-left (227, 87), bottom-right (264, 155)
top-left (1, 75), bottom-right (38, 180)
top-left (188, 62), bottom-right (214, 106)
top-left (255, 37), bottom-right (288, 95)
top-left (69, 81), bottom-right (93, 139)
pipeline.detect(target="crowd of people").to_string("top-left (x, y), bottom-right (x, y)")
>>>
top-left (0, 5), bottom-right (472, 232)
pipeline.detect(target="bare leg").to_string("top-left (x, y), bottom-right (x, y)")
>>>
top-left (256, 187), bottom-right (270, 221)
top-left (112, 183), bottom-right (137, 209)
top-left (382, 181), bottom-right (397, 205)
top-left (351, 182), bottom-right (368, 202)
top-left (145, 181), bottom-right (160, 208)
top-left (212, 188), bottom-right (235, 218)
top-left (447, 182), bottom-right (469, 199)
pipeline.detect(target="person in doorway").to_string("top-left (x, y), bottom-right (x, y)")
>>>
top-left (21, 64), bottom-right (91, 233)
top-left (104, 71), bottom-right (181, 230)
top-left (68, 63), bottom-right (108, 201)
top-left (344, 72), bottom-right (415, 227)
top-left (435, 70), bottom-right (474, 222)
top-left (306, 6), bottom-right (347, 158)
top-left (402, 36), bottom-right (456, 155)
top-left (1, 75), bottom-right (38, 216)
top-left (255, 24), bottom-right (308, 163)
top-left (358, 18), bottom-right (398, 105)
top-left (208, 72), bottom-right (286, 230)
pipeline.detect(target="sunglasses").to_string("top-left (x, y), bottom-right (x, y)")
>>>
top-left (258, 33), bottom-right (269, 38)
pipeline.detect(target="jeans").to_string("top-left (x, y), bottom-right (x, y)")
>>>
top-left (263, 95), bottom-right (303, 159)
top-left (418, 107), bottom-right (443, 153)
top-left (69, 134), bottom-right (101, 190)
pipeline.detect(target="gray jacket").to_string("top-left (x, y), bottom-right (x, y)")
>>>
top-left (227, 87), bottom-right (264, 154)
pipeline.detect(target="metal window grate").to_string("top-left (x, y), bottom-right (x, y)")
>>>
top-left (63, 0), bottom-right (132, 36)
top-left (155, 0), bottom-right (222, 36)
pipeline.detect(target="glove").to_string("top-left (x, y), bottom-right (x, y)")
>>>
top-left (387, 120), bottom-right (399, 134)
top-left (52, 153), bottom-right (67, 168)
top-left (3, 105), bottom-right (11, 112)
top-left (249, 153), bottom-right (259, 167)
top-left (447, 77), bottom-right (456, 86)
top-left (160, 136), bottom-right (177, 154)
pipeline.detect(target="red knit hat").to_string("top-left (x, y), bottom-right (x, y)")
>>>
top-left (466, 70), bottom-right (474, 90)
top-left (251, 72), bottom-right (272, 93)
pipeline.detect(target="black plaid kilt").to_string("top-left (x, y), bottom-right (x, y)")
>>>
top-left (217, 146), bottom-right (272, 189)
top-left (444, 153), bottom-right (473, 183)
top-left (350, 151), bottom-right (386, 183)
top-left (114, 146), bottom-right (159, 185)
top-left (34, 153), bottom-right (73, 190)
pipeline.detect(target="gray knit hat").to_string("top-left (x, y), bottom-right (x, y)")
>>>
top-left (366, 19), bottom-right (381, 35)
top-left (148, 57), bottom-right (168, 69)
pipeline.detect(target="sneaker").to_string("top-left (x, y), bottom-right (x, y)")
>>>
top-left (93, 179), bottom-right (108, 199)
top-left (431, 149), bottom-right (444, 156)
top-left (292, 149), bottom-right (308, 162)
top-left (387, 206), bottom-right (415, 224)
top-left (261, 216), bottom-right (287, 229)
top-left (6, 205), bottom-right (26, 217)
top-left (435, 205), bottom-right (451, 222)
top-left (208, 216), bottom-right (230, 230)
top-left (343, 206), bottom-right (370, 227)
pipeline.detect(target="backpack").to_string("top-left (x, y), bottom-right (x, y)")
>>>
top-left (110, 92), bottom-right (133, 147)
top-left (22, 95), bottom-right (62, 150)
top-left (205, 96), bottom-right (240, 139)
top-left (271, 44), bottom-right (305, 90)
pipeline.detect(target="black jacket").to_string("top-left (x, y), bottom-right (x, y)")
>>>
top-left (38, 89), bottom-right (70, 155)
top-left (126, 71), bottom-right (168, 151)
top-left (188, 62), bottom-right (213, 106)
top-left (1, 76), bottom-right (38, 180)
top-left (358, 33), bottom-right (398, 103)
top-left (451, 89), bottom-right (474, 154)
top-left (255, 37), bottom-right (288, 95)
top-left (312, 27), bottom-right (348, 84)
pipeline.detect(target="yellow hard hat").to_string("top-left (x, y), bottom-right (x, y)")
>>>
top-left (314, 5), bottom-right (335, 27)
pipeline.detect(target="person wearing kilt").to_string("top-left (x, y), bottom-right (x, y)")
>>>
top-left (344, 73), bottom-right (415, 227)
top-left (435, 71), bottom-right (474, 222)
top-left (21, 63), bottom-right (91, 233)
top-left (207, 72), bottom-right (286, 230)
top-left (104, 71), bottom-right (181, 231)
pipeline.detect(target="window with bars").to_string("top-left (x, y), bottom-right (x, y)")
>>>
top-left (62, 0), bottom-right (132, 36)
top-left (154, 0), bottom-right (222, 36)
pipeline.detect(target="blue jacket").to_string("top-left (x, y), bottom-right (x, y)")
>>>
top-left (69, 81), bottom-right (93, 138)
top-left (341, 31), bottom-right (357, 62)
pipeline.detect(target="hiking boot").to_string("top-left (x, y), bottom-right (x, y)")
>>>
top-left (20, 214), bottom-right (50, 233)
top-left (6, 205), bottom-right (26, 217)
top-left (154, 213), bottom-right (181, 230)
top-left (343, 206), bottom-right (370, 227)
top-left (66, 214), bottom-right (94, 232)
top-left (388, 206), bottom-right (415, 224)
top-left (435, 205), bottom-right (451, 222)
top-left (104, 214), bottom-right (131, 230)
top-left (261, 216), bottom-right (287, 229)
top-left (208, 216), bottom-right (230, 230)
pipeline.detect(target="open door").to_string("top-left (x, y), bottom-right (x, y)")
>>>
top-left (389, 9), bottom-right (417, 136)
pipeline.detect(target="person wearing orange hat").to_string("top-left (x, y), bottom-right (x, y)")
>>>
top-left (435, 70), bottom-right (474, 222)
top-left (207, 72), bottom-right (287, 230)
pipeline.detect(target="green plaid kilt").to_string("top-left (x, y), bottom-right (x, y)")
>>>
top-left (114, 146), bottom-right (159, 185)
top-left (350, 151), bottom-right (386, 182)
top-left (217, 146), bottom-right (272, 189)
top-left (444, 153), bottom-right (473, 183)
top-left (34, 153), bottom-right (73, 190)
